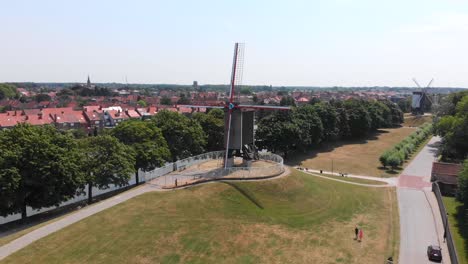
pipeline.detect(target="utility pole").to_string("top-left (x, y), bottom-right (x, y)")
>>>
top-left (331, 159), bottom-right (334, 175)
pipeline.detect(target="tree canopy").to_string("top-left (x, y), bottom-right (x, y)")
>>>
top-left (193, 110), bottom-right (224, 151)
top-left (435, 91), bottom-right (468, 160)
top-left (111, 120), bottom-right (171, 184)
top-left (256, 99), bottom-right (404, 157)
top-left (152, 110), bottom-right (206, 161)
top-left (0, 83), bottom-right (18, 100)
top-left (79, 135), bottom-right (135, 203)
top-left (0, 124), bottom-right (84, 221)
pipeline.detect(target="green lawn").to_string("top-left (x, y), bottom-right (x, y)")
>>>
top-left (2, 171), bottom-right (398, 264)
top-left (443, 197), bottom-right (468, 264)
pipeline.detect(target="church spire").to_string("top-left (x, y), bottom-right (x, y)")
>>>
top-left (87, 75), bottom-right (91, 88)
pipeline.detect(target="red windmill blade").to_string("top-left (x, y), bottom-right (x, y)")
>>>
top-left (224, 43), bottom-right (245, 168)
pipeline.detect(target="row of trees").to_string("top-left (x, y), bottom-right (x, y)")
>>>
top-left (256, 99), bottom-right (403, 157)
top-left (434, 91), bottom-right (468, 207)
top-left (0, 109), bottom-right (225, 222)
top-left (379, 123), bottom-right (433, 170)
top-left (434, 91), bottom-right (468, 161)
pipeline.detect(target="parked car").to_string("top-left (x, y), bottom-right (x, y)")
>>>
top-left (427, 245), bottom-right (442, 262)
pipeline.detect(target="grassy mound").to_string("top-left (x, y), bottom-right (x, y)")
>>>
top-left (3, 171), bottom-right (398, 264)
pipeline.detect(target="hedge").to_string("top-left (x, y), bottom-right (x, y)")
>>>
top-left (379, 123), bottom-right (433, 170)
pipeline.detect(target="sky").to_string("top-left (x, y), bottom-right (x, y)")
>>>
top-left (1, 0), bottom-right (468, 87)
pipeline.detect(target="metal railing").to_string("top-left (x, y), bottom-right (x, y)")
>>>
top-left (432, 182), bottom-right (459, 264)
top-left (142, 151), bottom-right (284, 184)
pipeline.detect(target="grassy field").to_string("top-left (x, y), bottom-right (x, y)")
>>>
top-left (289, 127), bottom-right (416, 177)
top-left (443, 197), bottom-right (468, 264)
top-left (2, 171), bottom-right (399, 264)
top-left (403, 114), bottom-right (432, 127)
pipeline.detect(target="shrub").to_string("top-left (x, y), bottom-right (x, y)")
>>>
top-left (379, 150), bottom-right (392, 168)
top-left (387, 154), bottom-right (401, 170)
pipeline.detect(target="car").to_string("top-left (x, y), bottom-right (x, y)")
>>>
top-left (427, 245), bottom-right (442, 262)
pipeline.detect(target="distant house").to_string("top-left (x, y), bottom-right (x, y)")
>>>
top-left (44, 107), bottom-right (87, 130)
top-left (431, 162), bottom-right (463, 195)
top-left (104, 110), bottom-right (128, 127)
top-left (83, 106), bottom-right (104, 131)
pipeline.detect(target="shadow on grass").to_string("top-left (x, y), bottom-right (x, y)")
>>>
top-left (286, 130), bottom-right (388, 167)
top-left (221, 181), bottom-right (264, 209)
top-left (454, 204), bottom-right (468, 259)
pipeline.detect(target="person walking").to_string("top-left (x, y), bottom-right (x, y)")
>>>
top-left (358, 229), bottom-right (363, 242)
top-left (354, 226), bottom-right (359, 240)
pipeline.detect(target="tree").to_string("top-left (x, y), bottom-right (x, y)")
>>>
top-left (111, 120), bottom-right (171, 185)
top-left (379, 150), bottom-right (392, 168)
top-left (397, 97), bottom-right (412, 113)
top-left (35, 93), bottom-right (51, 102)
top-left (256, 111), bottom-right (300, 158)
top-left (160, 96), bottom-right (172, 105)
top-left (0, 83), bottom-right (18, 100)
top-left (0, 124), bottom-right (84, 221)
top-left (152, 110), bottom-right (206, 161)
top-left (193, 112), bottom-right (224, 151)
top-left (280, 96), bottom-right (296, 106)
top-left (240, 87), bottom-right (253, 95)
top-left (456, 160), bottom-right (468, 205)
top-left (344, 100), bottom-right (372, 138)
top-left (293, 105), bottom-right (324, 148)
top-left (137, 100), bottom-right (147, 107)
top-left (435, 92), bottom-right (468, 160)
top-left (387, 154), bottom-right (401, 171)
top-left (312, 102), bottom-right (339, 141)
top-left (79, 136), bottom-right (135, 203)
top-left (177, 93), bottom-right (190, 104)
top-left (252, 94), bottom-right (258, 103)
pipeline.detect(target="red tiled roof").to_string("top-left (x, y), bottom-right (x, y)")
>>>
top-left (83, 105), bottom-right (102, 113)
top-left (178, 107), bottom-right (193, 114)
top-left (0, 114), bottom-right (24, 127)
top-left (126, 109), bottom-right (141, 118)
top-left (83, 110), bottom-right (103, 122)
top-left (24, 113), bottom-right (54, 126)
top-left (432, 162), bottom-right (463, 177)
top-left (107, 110), bottom-right (128, 120)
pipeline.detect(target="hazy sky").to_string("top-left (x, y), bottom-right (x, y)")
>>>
top-left (1, 0), bottom-right (468, 87)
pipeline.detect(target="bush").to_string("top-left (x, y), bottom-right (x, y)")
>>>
top-left (387, 154), bottom-right (402, 170)
top-left (379, 150), bottom-right (392, 168)
top-left (379, 124), bottom-right (433, 170)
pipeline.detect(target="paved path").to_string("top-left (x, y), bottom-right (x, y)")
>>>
top-left (0, 167), bottom-right (290, 261)
top-left (398, 136), bottom-right (450, 264)
top-left (296, 168), bottom-right (396, 187)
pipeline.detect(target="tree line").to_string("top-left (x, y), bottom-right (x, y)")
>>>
top-left (433, 91), bottom-right (468, 207)
top-left (379, 123), bottom-right (433, 170)
top-left (256, 99), bottom-right (404, 157)
top-left (0, 109), bottom-right (224, 222)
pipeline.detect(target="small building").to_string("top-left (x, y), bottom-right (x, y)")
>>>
top-left (431, 162), bottom-right (463, 196)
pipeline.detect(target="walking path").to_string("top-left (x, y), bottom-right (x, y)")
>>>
top-left (397, 136), bottom-right (450, 264)
top-left (297, 168), bottom-right (396, 187)
top-left (0, 167), bottom-right (290, 261)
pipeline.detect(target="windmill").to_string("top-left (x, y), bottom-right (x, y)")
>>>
top-left (411, 78), bottom-right (434, 115)
top-left (180, 43), bottom-right (291, 168)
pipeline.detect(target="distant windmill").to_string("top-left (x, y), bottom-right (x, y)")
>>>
top-left (411, 78), bottom-right (434, 115)
top-left (180, 43), bottom-right (291, 168)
